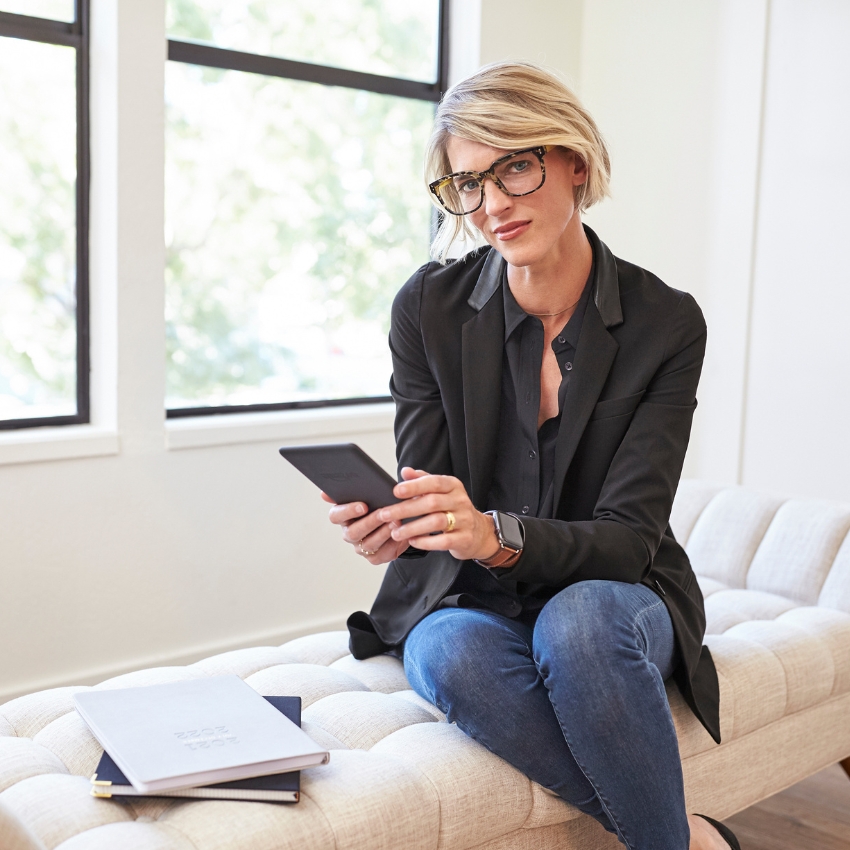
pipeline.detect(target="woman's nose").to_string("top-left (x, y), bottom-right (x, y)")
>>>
top-left (482, 178), bottom-right (511, 216)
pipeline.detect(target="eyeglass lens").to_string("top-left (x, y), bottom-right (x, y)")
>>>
top-left (440, 150), bottom-right (544, 214)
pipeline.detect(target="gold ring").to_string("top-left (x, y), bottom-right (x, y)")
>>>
top-left (444, 511), bottom-right (456, 533)
top-left (359, 539), bottom-right (378, 556)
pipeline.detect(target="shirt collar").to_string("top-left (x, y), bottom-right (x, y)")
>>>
top-left (502, 266), bottom-right (528, 341)
top-left (502, 256), bottom-right (596, 345)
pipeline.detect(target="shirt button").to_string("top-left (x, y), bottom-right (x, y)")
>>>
top-left (564, 361), bottom-right (573, 371)
top-left (521, 506), bottom-right (529, 514)
top-left (557, 336), bottom-right (566, 344)
top-left (529, 449), bottom-right (536, 459)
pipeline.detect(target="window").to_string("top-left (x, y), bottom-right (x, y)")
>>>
top-left (0, 0), bottom-right (89, 429)
top-left (165, 0), bottom-right (448, 417)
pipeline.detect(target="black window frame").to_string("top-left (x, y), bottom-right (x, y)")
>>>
top-left (165, 0), bottom-right (450, 420)
top-left (0, 1), bottom-right (90, 430)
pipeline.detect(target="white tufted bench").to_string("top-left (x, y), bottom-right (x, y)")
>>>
top-left (2, 480), bottom-right (850, 850)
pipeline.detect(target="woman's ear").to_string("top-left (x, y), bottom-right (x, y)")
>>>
top-left (571, 153), bottom-right (588, 186)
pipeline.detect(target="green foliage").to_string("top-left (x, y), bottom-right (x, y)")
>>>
top-left (0, 37), bottom-right (76, 418)
top-left (164, 5), bottom-right (436, 407)
top-left (166, 0), bottom-right (439, 82)
top-left (167, 0), bottom-right (215, 44)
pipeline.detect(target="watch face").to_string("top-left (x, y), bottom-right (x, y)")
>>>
top-left (496, 512), bottom-right (524, 550)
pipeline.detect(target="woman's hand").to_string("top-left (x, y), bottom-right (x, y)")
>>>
top-left (376, 467), bottom-right (501, 562)
top-left (322, 467), bottom-right (501, 565)
top-left (321, 486), bottom-right (411, 566)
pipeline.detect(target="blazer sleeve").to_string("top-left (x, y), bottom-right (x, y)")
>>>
top-left (388, 265), bottom-right (453, 481)
top-left (497, 291), bottom-right (707, 587)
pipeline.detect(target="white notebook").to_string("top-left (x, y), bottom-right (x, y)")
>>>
top-left (74, 675), bottom-right (329, 793)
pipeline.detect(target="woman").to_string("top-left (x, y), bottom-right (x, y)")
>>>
top-left (324, 62), bottom-right (736, 850)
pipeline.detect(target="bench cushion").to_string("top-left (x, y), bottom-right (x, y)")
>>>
top-left (3, 480), bottom-right (850, 849)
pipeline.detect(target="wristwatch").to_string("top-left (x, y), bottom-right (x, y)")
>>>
top-left (474, 511), bottom-right (524, 569)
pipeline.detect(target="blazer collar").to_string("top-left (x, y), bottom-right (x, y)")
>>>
top-left (584, 225), bottom-right (623, 329)
top-left (466, 247), bottom-right (503, 312)
top-left (466, 224), bottom-right (623, 329)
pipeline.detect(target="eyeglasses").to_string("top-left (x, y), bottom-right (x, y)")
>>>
top-left (429, 146), bottom-right (551, 216)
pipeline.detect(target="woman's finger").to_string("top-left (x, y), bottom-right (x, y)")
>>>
top-left (358, 524), bottom-right (409, 563)
top-left (388, 509), bottom-right (457, 542)
top-left (341, 510), bottom-right (394, 545)
top-left (377, 491), bottom-right (465, 525)
top-left (360, 534), bottom-right (408, 565)
top-left (356, 522), bottom-right (394, 555)
top-left (328, 501), bottom-right (368, 526)
top-left (400, 467), bottom-right (430, 481)
top-left (393, 473), bottom-right (457, 500)
top-left (404, 527), bottom-right (466, 551)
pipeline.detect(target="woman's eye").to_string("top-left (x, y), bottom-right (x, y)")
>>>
top-left (509, 159), bottom-right (530, 173)
top-left (457, 179), bottom-right (480, 194)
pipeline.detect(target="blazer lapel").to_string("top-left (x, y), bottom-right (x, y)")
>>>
top-left (462, 250), bottom-right (505, 506)
top-left (552, 227), bottom-right (623, 509)
top-left (552, 305), bottom-right (619, 508)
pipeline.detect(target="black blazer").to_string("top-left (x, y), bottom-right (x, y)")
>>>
top-left (348, 225), bottom-right (721, 745)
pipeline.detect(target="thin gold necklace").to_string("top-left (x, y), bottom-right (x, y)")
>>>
top-left (527, 294), bottom-right (582, 318)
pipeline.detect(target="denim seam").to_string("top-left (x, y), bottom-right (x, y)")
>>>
top-left (535, 595), bottom-right (673, 850)
top-left (540, 680), bottom-right (634, 849)
top-left (632, 599), bottom-right (680, 689)
top-left (632, 598), bottom-right (664, 657)
top-left (631, 598), bottom-right (686, 841)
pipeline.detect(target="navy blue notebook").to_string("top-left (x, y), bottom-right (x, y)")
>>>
top-left (91, 696), bottom-right (301, 803)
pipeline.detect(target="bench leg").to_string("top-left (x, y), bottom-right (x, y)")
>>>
top-left (842, 757), bottom-right (850, 780)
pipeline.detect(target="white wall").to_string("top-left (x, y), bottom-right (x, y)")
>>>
top-left (4, 0), bottom-right (849, 703)
top-left (478, 0), bottom-right (583, 85)
top-left (740, 0), bottom-right (850, 501)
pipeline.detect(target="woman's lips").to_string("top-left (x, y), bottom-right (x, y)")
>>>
top-left (493, 221), bottom-right (530, 241)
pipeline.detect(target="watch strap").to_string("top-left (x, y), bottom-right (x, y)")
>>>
top-left (475, 544), bottom-right (522, 569)
top-left (474, 511), bottom-right (523, 569)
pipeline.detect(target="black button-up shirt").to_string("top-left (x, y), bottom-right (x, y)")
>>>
top-left (439, 261), bottom-right (594, 617)
top-left (486, 265), bottom-right (591, 521)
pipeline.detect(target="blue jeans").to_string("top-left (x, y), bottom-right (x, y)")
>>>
top-left (403, 580), bottom-right (687, 850)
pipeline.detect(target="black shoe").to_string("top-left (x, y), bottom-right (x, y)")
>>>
top-left (695, 813), bottom-right (741, 850)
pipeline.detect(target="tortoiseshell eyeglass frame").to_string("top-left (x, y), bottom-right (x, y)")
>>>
top-left (428, 145), bottom-right (551, 216)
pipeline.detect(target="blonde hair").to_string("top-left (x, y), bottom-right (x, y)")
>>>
top-left (426, 61), bottom-right (611, 263)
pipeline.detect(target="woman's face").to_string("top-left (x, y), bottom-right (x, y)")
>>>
top-left (445, 135), bottom-right (587, 269)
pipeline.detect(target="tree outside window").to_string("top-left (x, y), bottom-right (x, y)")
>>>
top-left (165, 0), bottom-right (447, 414)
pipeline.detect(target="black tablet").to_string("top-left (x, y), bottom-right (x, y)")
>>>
top-left (279, 443), bottom-right (401, 512)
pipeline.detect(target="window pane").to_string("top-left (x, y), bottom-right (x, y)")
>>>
top-left (165, 63), bottom-right (433, 409)
top-left (166, 0), bottom-right (440, 84)
top-left (0, 1), bottom-right (74, 21)
top-left (0, 37), bottom-right (77, 422)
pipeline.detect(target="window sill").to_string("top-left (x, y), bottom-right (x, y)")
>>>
top-left (165, 402), bottom-right (396, 451)
top-left (0, 426), bottom-right (120, 467)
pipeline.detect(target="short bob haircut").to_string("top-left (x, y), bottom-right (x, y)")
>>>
top-left (426, 61), bottom-right (611, 264)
